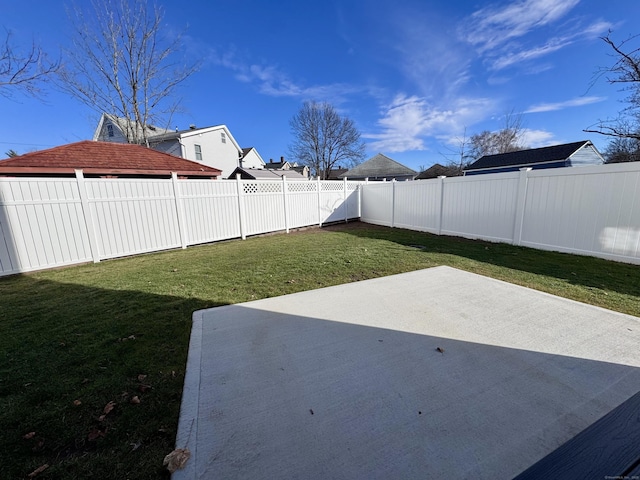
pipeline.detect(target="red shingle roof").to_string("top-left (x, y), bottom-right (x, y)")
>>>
top-left (0, 140), bottom-right (221, 177)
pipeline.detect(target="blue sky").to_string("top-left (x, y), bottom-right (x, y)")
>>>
top-left (2, 0), bottom-right (639, 171)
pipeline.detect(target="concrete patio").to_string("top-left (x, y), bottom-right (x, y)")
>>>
top-left (174, 266), bottom-right (640, 479)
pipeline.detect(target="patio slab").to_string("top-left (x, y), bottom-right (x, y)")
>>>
top-left (173, 266), bottom-right (640, 479)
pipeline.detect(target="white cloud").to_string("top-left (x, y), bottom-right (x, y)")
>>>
top-left (525, 96), bottom-right (606, 113)
top-left (363, 94), bottom-right (495, 153)
top-left (461, 0), bottom-right (580, 53)
top-left (520, 128), bottom-right (558, 147)
top-left (459, 0), bottom-right (612, 71)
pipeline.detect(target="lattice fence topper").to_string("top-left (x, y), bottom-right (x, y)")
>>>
top-left (243, 181), bottom-right (283, 194)
top-left (321, 182), bottom-right (347, 191)
top-left (287, 182), bottom-right (317, 193)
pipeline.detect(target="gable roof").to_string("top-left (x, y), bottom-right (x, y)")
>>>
top-left (0, 141), bottom-right (221, 177)
top-left (228, 167), bottom-right (307, 181)
top-left (149, 124), bottom-right (243, 152)
top-left (339, 153), bottom-right (417, 179)
top-left (93, 113), bottom-right (172, 142)
top-left (465, 141), bottom-right (594, 172)
top-left (416, 163), bottom-right (462, 179)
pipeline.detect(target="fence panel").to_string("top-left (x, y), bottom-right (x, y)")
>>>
top-left (85, 178), bottom-right (181, 260)
top-left (240, 181), bottom-right (286, 236)
top-left (179, 180), bottom-right (241, 245)
top-left (440, 173), bottom-right (520, 242)
top-left (287, 181), bottom-right (320, 229)
top-left (0, 178), bottom-right (92, 274)
top-left (392, 179), bottom-right (442, 233)
top-left (360, 182), bottom-right (394, 226)
top-left (520, 164), bottom-right (640, 262)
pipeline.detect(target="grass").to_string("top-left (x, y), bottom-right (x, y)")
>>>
top-left (1, 222), bottom-right (638, 479)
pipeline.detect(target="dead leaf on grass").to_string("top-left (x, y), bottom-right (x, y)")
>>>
top-left (163, 448), bottom-right (191, 472)
top-left (103, 401), bottom-right (116, 415)
top-left (130, 395), bottom-right (141, 405)
top-left (137, 374), bottom-right (147, 382)
top-left (139, 384), bottom-right (152, 393)
top-left (73, 399), bottom-right (82, 406)
top-left (87, 428), bottom-right (106, 441)
top-left (23, 431), bottom-right (36, 440)
top-left (27, 463), bottom-right (49, 478)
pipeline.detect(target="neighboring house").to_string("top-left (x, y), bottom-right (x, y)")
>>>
top-left (228, 167), bottom-right (308, 181)
top-left (241, 147), bottom-right (266, 170)
top-left (93, 113), bottom-right (173, 144)
top-left (0, 141), bottom-right (221, 179)
top-left (264, 156), bottom-right (309, 178)
top-left (339, 153), bottom-right (417, 181)
top-left (463, 141), bottom-right (604, 176)
top-left (328, 167), bottom-right (348, 180)
top-left (93, 113), bottom-right (245, 178)
top-left (416, 163), bottom-right (462, 179)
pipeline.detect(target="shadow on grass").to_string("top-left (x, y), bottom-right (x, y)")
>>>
top-left (326, 222), bottom-right (640, 301)
top-left (0, 274), bottom-right (225, 480)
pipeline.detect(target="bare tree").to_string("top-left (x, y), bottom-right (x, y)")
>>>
top-left (0, 29), bottom-right (60, 98)
top-left (439, 127), bottom-right (472, 174)
top-left (468, 111), bottom-right (528, 160)
top-left (57, 0), bottom-right (198, 146)
top-left (288, 101), bottom-right (365, 179)
top-left (585, 32), bottom-right (640, 143)
top-left (603, 135), bottom-right (640, 163)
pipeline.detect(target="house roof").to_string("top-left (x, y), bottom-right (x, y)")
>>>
top-left (416, 163), bottom-right (462, 179)
top-left (339, 153), bottom-right (417, 178)
top-left (93, 113), bottom-right (172, 141)
top-left (328, 168), bottom-right (348, 180)
top-left (465, 141), bottom-right (593, 172)
top-left (0, 141), bottom-right (222, 177)
top-left (228, 167), bottom-right (307, 181)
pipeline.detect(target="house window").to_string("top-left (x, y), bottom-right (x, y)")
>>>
top-left (221, 132), bottom-right (226, 144)
top-left (107, 124), bottom-right (114, 137)
top-left (195, 144), bottom-right (202, 161)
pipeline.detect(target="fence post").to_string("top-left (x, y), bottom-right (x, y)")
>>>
top-left (317, 176), bottom-right (323, 227)
top-left (391, 179), bottom-right (396, 228)
top-left (282, 175), bottom-right (290, 233)
top-left (74, 169), bottom-right (101, 263)
top-left (171, 172), bottom-right (188, 249)
top-left (235, 174), bottom-right (247, 240)
top-left (343, 177), bottom-right (348, 223)
top-left (437, 176), bottom-right (446, 235)
top-left (513, 167), bottom-right (532, 245)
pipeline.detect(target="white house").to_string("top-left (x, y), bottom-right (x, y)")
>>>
top-left (93, 114), bottom-right (260, 178)
top-left (241, 147), bottom-right (266, 170)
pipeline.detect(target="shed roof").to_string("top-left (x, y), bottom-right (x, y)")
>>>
top-left (228, 167), bottom-right (307, 180)
top-left (339, 153), bottom-right (417, 178)
top-left (465, 141), bottom-right (592, 172)
top-left (0, 141), bottom-right (221, 177)
top-left (416, 163), bottom-right (462, 179)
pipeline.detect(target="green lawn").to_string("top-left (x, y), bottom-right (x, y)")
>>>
top-left (1, 222), bottom-right (638, 479)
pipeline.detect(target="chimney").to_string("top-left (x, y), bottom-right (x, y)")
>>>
top-left (280, 156), bottom-right (284, 162)
top-left (270, 158), bottom-right (273, 163)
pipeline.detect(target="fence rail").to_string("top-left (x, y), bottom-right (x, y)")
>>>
top-left (361, 162), bottom-right (640, 265)
top-left (0, 173), bottom-right (362, 276)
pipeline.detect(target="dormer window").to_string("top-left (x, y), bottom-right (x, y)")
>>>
top-left (107, 124), bottom-right (114, 137)
top-left (221, 132), bottom-right (226, 144)
top-left (195, 144), bottom-right (202, 161)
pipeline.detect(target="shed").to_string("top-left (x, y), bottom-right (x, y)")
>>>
top-left (464, 141), bottom-right (604, 176)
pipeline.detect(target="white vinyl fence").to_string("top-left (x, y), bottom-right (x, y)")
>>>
top-left (361, 162), bottom-right (640, 265)
top-left (0, 172), bottom-right (361, 276)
